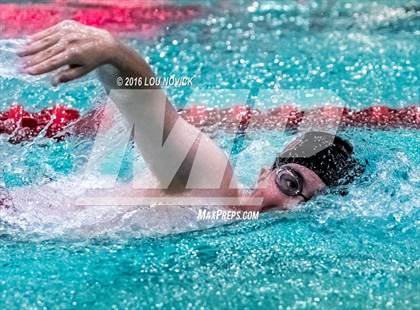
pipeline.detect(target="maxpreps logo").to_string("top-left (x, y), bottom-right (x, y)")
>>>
top-left (197, 209), bottom-right (260, 221)
top-left (75, 88), bottom-right (345, 207)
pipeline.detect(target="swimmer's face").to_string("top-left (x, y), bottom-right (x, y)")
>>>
top-left (251, 163), bottom-right (327, 211)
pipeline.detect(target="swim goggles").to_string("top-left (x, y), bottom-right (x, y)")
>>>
top-left (274, 166), bottom-right (310, 201)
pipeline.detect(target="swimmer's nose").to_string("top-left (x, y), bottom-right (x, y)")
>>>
top-left (253, 187), bottom-right (286, 211)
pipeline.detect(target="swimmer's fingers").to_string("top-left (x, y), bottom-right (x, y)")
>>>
top-left (22, 44), bottom-right (66, 69)
top-left (28, 24), bottom-right (59, 43)
top-left (17, 34), bottom-right (60, 57)
top-left (27, 20), bottom-right (81, 45)
top-left (24, 53), bottom-right (69, 75)
top-left (53, 66), bottom-right (91, 85)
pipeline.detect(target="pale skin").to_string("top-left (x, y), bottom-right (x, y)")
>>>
top-left (17, 20), bottom-right (327, 212)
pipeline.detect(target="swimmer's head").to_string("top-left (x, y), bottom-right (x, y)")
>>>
top-left (252, 131), bottom-right (365, 211)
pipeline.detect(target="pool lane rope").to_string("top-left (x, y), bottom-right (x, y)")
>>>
top-left (0, 104), bottom-right (418, 144)
top-left (0, 3), bottom-right (205, 38)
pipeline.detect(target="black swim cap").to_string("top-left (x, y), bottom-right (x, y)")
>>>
top-left (272, 131), bottom-right (365, 187)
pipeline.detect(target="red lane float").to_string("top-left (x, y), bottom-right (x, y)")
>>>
top-left (53, 0), bottom-right (165, 7)
top-left (178, 105), bottom-right (419, 130)
top-left (0, 2), bottom-right (204, 38)
top-left (0, 104), bottom-right (418, 144)
top-left (0, 105), bottom-right (80, 144)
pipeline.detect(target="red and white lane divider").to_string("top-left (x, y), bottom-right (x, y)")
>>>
top-left (0, 104), bottom-right (418, 144)
top-left (178, 104), bottom-right (419, 130)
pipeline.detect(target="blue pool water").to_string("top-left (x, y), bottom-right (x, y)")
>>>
top-left (0, 0), bottom-right (419, 308)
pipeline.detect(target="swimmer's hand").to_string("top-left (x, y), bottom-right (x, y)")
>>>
top-left (17, 20), bottom-right (119, 86)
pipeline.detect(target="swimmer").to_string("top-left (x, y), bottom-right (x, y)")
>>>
top-left (15, 20), bottom-right (365, 212)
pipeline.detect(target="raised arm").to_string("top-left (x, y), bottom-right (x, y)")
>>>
top-left (18, 20), bottom-right (237, 194)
